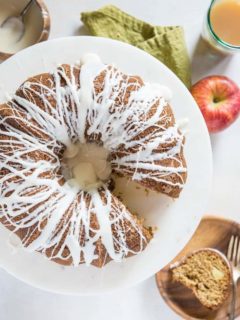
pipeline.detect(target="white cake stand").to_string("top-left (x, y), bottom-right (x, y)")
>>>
top-left (0, 36), bottom-right (212, 295)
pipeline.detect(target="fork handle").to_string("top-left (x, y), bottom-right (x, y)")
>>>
top-left (229, 281), bottom-right (237, 320)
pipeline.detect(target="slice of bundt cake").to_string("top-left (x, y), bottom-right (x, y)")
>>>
top-left (172, 249), bottom-right (231, 310)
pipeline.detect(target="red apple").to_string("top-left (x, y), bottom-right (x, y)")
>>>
top-left (190, 75), bottom-right (240, 133)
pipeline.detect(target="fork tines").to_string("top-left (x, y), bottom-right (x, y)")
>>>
top-left (227, 235), bottom-right (240, 266)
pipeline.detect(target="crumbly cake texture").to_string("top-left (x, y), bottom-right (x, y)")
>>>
top-left (0, 54), bottom-right (187, 267)
top-left (172, 250), bottom-right (231, 310)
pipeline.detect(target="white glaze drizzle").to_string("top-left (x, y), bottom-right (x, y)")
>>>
top-left (0, 54), bottom-right (186, 266)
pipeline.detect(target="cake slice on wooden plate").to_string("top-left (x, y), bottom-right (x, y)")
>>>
top-left (171, 249), bottom-right (232, 310)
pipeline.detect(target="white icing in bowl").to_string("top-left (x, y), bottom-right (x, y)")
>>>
top-left (0, 0), bottom-right (50, 59)
top-left (0, 16), bottom-right (25, 52)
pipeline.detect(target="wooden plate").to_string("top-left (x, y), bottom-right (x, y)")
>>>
top-left (156, 215), bottom-right (240, 320)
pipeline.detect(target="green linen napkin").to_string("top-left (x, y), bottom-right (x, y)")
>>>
top-left (81, 5), bottom-right (191, 87)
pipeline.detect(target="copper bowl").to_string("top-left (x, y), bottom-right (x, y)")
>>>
top-left (0, 0), bottom-right (50, 61)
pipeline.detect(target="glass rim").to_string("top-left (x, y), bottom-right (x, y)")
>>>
top-left (207, 0), bottom-right (240, 50)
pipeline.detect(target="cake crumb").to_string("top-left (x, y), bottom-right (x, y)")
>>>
top-left (144, 188), bottom-right (149, 196)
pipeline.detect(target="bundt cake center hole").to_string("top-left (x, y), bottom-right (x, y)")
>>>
top-left (62, 142), bottom-right (112, 191)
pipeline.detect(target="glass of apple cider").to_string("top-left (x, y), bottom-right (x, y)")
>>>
top-left (202, 0), bottom-right (240, 54)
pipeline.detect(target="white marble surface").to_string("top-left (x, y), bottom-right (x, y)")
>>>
top-left (0, 0), bottom-right (240, 319)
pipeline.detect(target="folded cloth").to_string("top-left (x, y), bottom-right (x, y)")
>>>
top-left (81, 5), bottom-right (191, 87)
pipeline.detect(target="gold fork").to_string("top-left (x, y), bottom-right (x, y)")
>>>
top-left (227, 235), bottom-right (240, 320)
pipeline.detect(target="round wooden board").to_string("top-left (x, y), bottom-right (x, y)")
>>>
top-left (156, 215), bottom-right (240, 320)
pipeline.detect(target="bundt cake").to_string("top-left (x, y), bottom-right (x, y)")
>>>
top-left (0, 54), bottom-right (187, 267)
